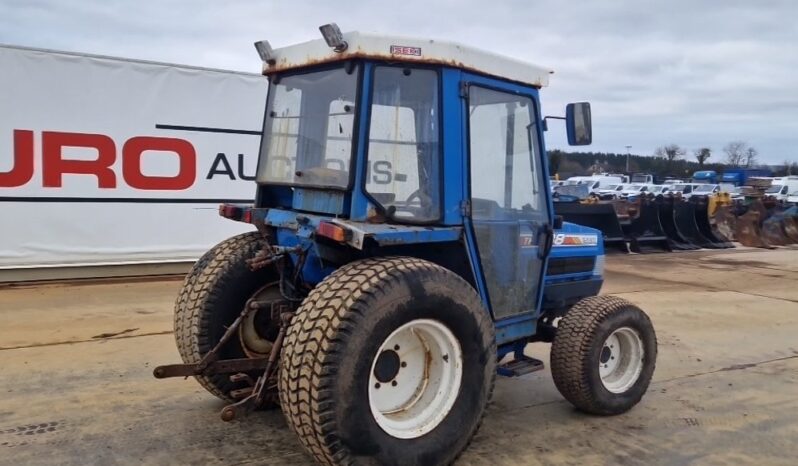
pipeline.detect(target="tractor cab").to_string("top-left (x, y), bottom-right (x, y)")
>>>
top-left (231, 25), bottom-right (598, 333)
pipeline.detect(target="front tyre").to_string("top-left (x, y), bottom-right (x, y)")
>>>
top-left (550, 295), bottom-right (657, 415)
top-left (279, 257), bottom-right (496, 466)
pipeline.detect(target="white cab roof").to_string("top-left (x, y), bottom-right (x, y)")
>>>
top-left (262, 31), bottom-right (553, 87)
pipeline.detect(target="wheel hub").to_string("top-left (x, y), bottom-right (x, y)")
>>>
top-left (598, 327), bottom-right (644, 394)
top-left (599, 345), bottom-right (612, 364)
top-left (373, 350), bottom-right (401, 383)
top-left (239, 284), bottom-right (285, 358)
top-left (368, 319), bottom-right (463, 439)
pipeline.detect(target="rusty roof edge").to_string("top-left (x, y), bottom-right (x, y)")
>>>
top-left (260, 31), bottom-right (553, 88)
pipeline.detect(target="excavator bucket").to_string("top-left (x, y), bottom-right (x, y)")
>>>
top-left (762, 217), bottom-right (791, 246)
top-left (708, 192), bottom-right (733, 218)
top-left (554, 201), bottom-right (629, 253)
top-left (764, 202), bottom-right (798, 245)
top-left (734, 209), bottom-right (774, 249)
top-left (691, 196), bottom-right (734, 248)
top-left (747, 200), bottom-right (791, 246)
top-left (746, 199), bottom-right (769, 222)
top-left (623, 197), bottom-right (672, 253)
top-left (673, 198), bottom-right (719, 248)
top-left (782, 216), bottom-right (798, 243)
top-left (712, 205), bottom-right (738, 243)
top-left (610, 198), bottom-right (635, 235)
top-left (656, 196), bottom-right (700, 250)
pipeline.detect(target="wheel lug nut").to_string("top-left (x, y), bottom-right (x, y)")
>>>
top-left (375, 383), bottom-right (380, 389)
top-left (391, 381), bottom-right (397, 387)
top-left (394, 345), bottom-right (400, 351)
top-left (401, 362), bottom-right (407, 368)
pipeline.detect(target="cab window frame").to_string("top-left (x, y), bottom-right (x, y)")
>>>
top-left (255, 61), bottom-right (363, 191)
top-left (464, 83), bottom-right (550, 223)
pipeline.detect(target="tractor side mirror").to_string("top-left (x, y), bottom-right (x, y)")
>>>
top-left (566, 102), bottom-right (592, 146)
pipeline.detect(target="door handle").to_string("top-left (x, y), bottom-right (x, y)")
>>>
top-left (539, 223), bottom-right (554, 259)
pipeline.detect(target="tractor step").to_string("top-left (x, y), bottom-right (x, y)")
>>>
top-left (498, 355), bottom-right (545, 377)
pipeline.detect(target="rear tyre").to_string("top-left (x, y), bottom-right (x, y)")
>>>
top-left (174, 231), bottom-right (276, 402)
top-left (550, 295), bottom-right (657, 415)
top-left (278, 257), bottom-right (496, 466)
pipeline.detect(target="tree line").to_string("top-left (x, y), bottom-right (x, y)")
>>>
top-left (548, 140), bottom-right (797, 179)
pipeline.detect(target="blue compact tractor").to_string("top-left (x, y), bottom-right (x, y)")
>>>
top-left (155, 24), bottom-right (657, 466)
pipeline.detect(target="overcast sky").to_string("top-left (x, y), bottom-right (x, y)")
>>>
top-left (2, 0), bottom-right (796, 164)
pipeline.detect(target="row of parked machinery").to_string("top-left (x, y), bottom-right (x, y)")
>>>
top-left (552, 173), bottom-right (798, 253)
top-left (553, 173), bottom-right (798, 204)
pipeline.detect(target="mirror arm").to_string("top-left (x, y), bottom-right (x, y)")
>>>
top-left (542, 115), bottom-right (565, 131)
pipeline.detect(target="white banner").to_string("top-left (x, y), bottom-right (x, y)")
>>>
top-left (0, 45), bottom-right (268, 269)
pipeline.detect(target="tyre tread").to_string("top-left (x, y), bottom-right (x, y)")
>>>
top-left (174, 231), bottom-right (264, 400)
top-left (278, 257), bottom-right (495, 466)
top-left (550, 295), bottom-right (656, 415)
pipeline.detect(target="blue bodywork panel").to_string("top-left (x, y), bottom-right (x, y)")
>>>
top-left (292, 188), bottom-right (346, 215)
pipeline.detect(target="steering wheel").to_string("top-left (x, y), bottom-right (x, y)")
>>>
top-left (404, 189), bottom-right (432, 208)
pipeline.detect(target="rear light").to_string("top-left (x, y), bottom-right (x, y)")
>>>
top-left (317, 221), bottom-right (350, 242)
top-left (219, 204), bottom-right (241, 219)
top-left (218, 204), bottom-right (253, 223)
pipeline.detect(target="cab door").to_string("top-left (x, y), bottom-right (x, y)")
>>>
top-left (463, 80), bottom-right (552, 323)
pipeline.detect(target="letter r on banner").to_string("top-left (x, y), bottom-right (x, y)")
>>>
top-left (122, 137), bottom-right (196, 190)
top-left (42, 132), bottom-right (117, 188)
top-left (0, 130), bottom-right (35, 188)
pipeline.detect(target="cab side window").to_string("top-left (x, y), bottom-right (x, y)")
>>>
top-left (366, 67), bottom-right (440, 222)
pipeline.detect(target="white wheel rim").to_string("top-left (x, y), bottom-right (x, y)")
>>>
top-left (368, 319), bottom-right (463, 439)
top-left (599, 327), bottom-right (645, 394)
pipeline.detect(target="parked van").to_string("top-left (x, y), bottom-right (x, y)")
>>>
top-left (690, 184), bottom-right (722, 197)
top-left (647, 185), bottom-right (671, 195)
top-left (668, 183), bottom-right (699, 197)
top-left (619, 183), bottom-right (650, 198)
top-left (765, 176), bottom-right (798, 201)
top-left (596, 183), bottom-right (625, 197)
top-left (564, 175), bottom-right (626, 194)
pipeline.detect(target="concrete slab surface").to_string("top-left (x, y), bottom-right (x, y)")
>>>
top-left (1, 248), bottom-right (797, 465)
